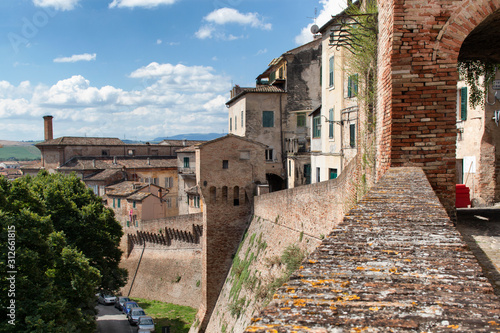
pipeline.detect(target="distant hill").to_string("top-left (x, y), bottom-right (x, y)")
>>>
top-left (154, 133), bottom-right (225, 141)
top-left (0, 143), bottom-right (41, 161)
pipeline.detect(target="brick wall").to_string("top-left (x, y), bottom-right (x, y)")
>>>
top-left (376, 0), bottom-right (500, 216)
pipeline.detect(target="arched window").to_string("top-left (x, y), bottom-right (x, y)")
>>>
top-left (222, 186), bottom-right (228, 203)
top-left (209, 186), bottom-right (216, 204)
top-left (233, 186), bottom-right (240, 206)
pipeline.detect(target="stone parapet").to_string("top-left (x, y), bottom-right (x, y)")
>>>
top-left (245, 167), bottom-right (500, 332)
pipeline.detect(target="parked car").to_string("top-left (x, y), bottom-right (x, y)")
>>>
top-left (137, 315), bottom-right (155, 332)
top-left (127, 307), bottom-right (146, 325)
top-left (97, 293), bottom-right (117, 305)
top-left (123, 301), bottom-right (140, 315)
top-left (114, 296), bottom-right (131, 310)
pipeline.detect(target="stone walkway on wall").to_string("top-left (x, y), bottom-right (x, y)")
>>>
top-left (245, 167), bottom-right (500, 332)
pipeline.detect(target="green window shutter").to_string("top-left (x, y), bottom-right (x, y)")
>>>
top-left (348, 75), bottom-right (352, 97)
top-left (461, 87), bottom-right (468, 121)
top-left (117, 198), bottom-right (121, 208)
top-left (350, 124), bottom-right (356, 148)
top-left (329, 56), bottom-right (334, 87)
top-left (354, 74), bottom-right (359, 95)
top-left (263, 111), bottom-right (274, 127)
top-left (183, 157), bottom-right (189, 168)
top-left (313, 115), bottom-right (321, 138)
top-left (329, 108), bottom-right (334, 139)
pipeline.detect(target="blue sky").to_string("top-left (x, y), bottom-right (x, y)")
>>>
top-left (0, 0), bottom-right (346, 141)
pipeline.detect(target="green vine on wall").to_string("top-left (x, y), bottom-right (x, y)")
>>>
top-left (458, 60), bottom-right (500, 109)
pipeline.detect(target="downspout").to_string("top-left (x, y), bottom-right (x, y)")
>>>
top-left (128, 241), bottom-right (146, 297)
top-left (280, 92), bottom-right (285, 180)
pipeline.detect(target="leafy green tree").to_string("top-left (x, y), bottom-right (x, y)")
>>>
top-left (0, 172), bottom-right (127, 332)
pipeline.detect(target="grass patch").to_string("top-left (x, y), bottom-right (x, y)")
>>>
top-left (134, 298), bottom-right (197, 333)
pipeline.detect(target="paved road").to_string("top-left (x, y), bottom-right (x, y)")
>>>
top-left (456, 208), bottom-right (500, 296)
top-left (96, 303), bottom-right (137, 333)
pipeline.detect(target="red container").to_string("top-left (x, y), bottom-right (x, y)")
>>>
top-left (456, 184), bottom-right (471, 208)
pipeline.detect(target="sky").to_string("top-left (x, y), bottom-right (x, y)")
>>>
top-left (0, 0), bottom-right (347, 141)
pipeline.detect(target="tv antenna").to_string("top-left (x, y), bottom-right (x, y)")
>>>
top-left (308, 8), bottom-right (319, 35)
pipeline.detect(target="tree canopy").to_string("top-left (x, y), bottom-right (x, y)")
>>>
top-left (0, 171), bottom-right (127, 332)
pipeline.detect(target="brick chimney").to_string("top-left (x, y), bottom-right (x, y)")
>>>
top-left (43, 115), bottom-right (53, 141)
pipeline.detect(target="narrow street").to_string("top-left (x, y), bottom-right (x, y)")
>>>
top-left (456, 207), bottom-right (500, 296)
top-left (95, 303), bottom-right (137, 333)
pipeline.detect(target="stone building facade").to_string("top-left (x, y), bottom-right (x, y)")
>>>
top-left (227, 38), bottom-right (322, 190)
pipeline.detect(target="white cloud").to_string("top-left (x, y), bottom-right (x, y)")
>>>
top-left (109, 0), bottom-right (177, 9)
top-left (195, 25), bottom-right (215, 39)
top-left (256, 49), bottom-right (267, 56)
top-left (0, 63), bottom-right (231, 140)
top-left (53, 53), bottom-right (97, 63)
top-left (295, 0), bottom-right (346, 45)
top-left (195, 7), bottom-right (270, 40)
top-left (156, 39), bottom-right (162, 45)
top-left (204, 8), bottom-right (271, 30)
top-left (32, 0), bottom-right (80, 11)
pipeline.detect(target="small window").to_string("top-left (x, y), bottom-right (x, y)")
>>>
top-left (133, 201), bottom-right (136, 208)
top-left (183, 157), bottom-right (190, 168)
top-left (329, 56), bottom-right (334, 88)
top-left (113, 198), bottom-right (115, 208)
top-left (316, 167), bottom-right (321, 183)
top-left (348, 74), bottom-right (359, 98)
top-left (265, 149), bottom-right (273, 161)
top-left (223, 160), bottom-right (229, 169)
top-left (460, 87), bottom-right (468, 121)
top-left (102, 150), bottom-right (110, 156)
top-left (127, 149), bottom-right (135, 156)
top-left (241, 111), bottom-right (244, 127)
top-left (288, 160), bottom-right (292, 177)
top-left (235, 116), bottom-right (237, 130)
top-left (313, 115), bottom-right (321, 138)
top-left (329, 108), bottom-right (334, 139)
top-left (329, 168), bottom-right (338, 180)
top-left (230, 118), bottom-right (232, 132)
top-left (262, 111), bottom-right (274, 127)
top-left (164, 177), bottom-right (173, 188)
top-left (297, 113), bottom-right (306, 127)
top-left (117, 198), bottom-right (121, 208)
top-left (350, 123), bottom-right (356, 148)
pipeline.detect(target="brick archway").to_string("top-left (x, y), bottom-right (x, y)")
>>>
top-left (376, 0), bottom-right (500, 216)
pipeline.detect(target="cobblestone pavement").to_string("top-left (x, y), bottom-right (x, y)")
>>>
top-left (456, 208), bottom-right (500, 296)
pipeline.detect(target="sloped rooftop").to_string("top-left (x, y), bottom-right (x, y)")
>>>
top-left (245, 167), bottom-right (500, 332)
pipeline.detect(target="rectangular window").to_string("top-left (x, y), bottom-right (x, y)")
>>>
top-left (348, 74), bottom-right (359, 98)
top-left (127, 149), bottom-right (135, 156)
top-left (329, 56), bottom-right (334, 88)
top-left (288, 160), bottom-right (291, 177)
top-left (235, 116), bottom-right (237, 130)
top-left (329, 168), bottom-right (338, 180)
top-left (164, 177), bottom-right (173, 188)
top-left (460, 87), bottom-right (468, 121)
top-left (230, 118), bottom-right (232, 131)
top-left (117, 198), bottom-right (121, 208)
top-left (350, 123), bottom-right (356, 148)
top-left (313, 115), bottom-right (321, 138)
top-left (329, 108), bottom-right (334, 139)
top-left (304, 164), bottom-right (311, 185)
top-left (297, 113), bottom-right (306, 127)
top-left (223, 160), bottom-right (229, 169)
top-left (241, 111), bottom-right (244, 127)
top-left (183, 157), bottom-right (190, 168)
top-left (265, 149), bottom-right (273, 161)
top-left (113, 198), bottom-right (115, 208)
top-left (316, 167), bottom-right (321, 183)
top-left (263, 111), bottom-right (274, 127)
top-left (133, 201), bottom-right (136, 208)
top-left (102, 150), bottom-right (110, 156)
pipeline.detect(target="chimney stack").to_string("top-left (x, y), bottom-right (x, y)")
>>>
top-left (43, 115), bottom-right (53, 141)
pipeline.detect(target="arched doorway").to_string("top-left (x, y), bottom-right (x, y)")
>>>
top-left (266, 173), bottom-right (284, 192)
top-left (456, 8), bottom-right (500, 206)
